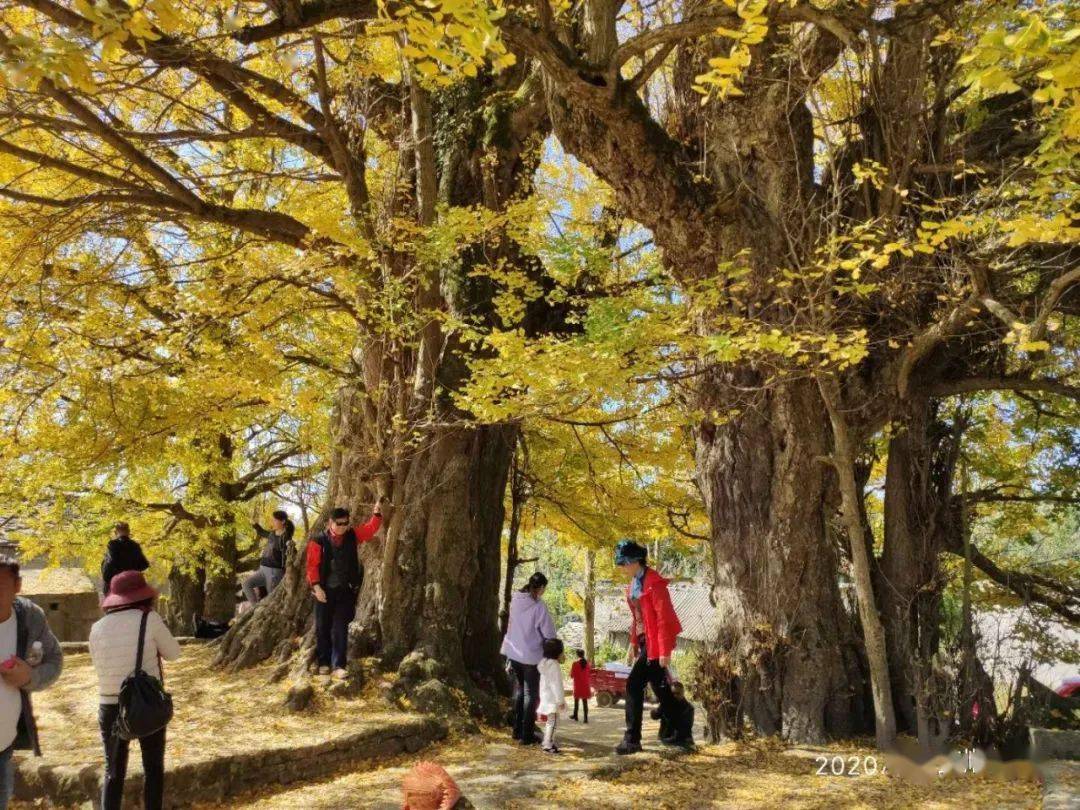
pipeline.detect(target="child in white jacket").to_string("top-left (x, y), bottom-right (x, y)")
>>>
top-left (537, 638), bottom-right (567, 753)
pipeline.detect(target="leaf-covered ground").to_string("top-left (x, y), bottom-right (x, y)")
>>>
top-left (14, 650), bottom-right (1053, 808)
top-left (528, 739), bottom-right (1044, 810)
top-left (205, 703), bottom-right (1045, 809)
top-left (18, 644), bottom-right (400, 770)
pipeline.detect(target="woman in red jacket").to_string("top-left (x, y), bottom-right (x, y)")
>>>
top-left (569, 648), bottom-right (591, 723)
top-left (613, 539), bottom-right (682, 755)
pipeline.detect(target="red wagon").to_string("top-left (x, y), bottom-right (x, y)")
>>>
top-left (590, 665), bottom-right (630, 708)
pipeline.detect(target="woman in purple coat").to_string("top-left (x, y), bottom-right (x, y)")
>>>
top-left (500, 572), bottom-right (556, 746)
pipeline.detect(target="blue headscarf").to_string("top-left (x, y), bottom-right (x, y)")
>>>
top-left (630, 567), bottom-right (647, 600)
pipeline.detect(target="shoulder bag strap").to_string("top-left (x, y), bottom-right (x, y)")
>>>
top-left (134, 610), bottom-right (149, 674)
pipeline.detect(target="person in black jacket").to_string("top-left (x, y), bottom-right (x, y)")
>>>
top-left (306, 503), bottom-right (382, 679)
top-left (242, 510), bottom-right (294, 606)
top-left (100, 523), bottom-right (149, 596)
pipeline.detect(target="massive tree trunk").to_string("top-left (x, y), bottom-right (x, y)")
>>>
top-left (880, 397), bottom-right (955, 735)
top-left (533, 9), bottom-right (868, 741)
top-left (696, 376), bottom-right (860, 741)
top-left (163, 566), bottom-right (204, 635)
top-left (203, 522), bottom-right (239, 623)
top-left (378, 425), bottom-right (514, 682)
top-left (217, 71), bottom-right (552, 701)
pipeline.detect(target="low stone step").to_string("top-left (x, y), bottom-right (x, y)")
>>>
top-left (59, 636), bottom-right (205, 654)
top-left (16, 715), bottom-right (448, 808)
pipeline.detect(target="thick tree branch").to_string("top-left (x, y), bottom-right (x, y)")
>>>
top-left (235, 446), bottom-right (304, 490)
top-left (313, 34), bottom-right (371, 231)
top-left (1031, 267), bottom-right (1080, 341)
top-left (962, 488), bottom-right (1080, 506)
top-left (0, 138), bottom-right (150, 193)
top-left (232, 0), bottom-right (379, 44)
top-left (928, 375), bottom-right (1080, 401)
top-left (18, 0), bottom-right (334, 162)
top-left (238, 465), bottom-right (328, 501)
top-left (613, 4), bottom-right (865, 67)
top-left (943, 538), bottom-right (1079, 624)
top-left (897, 291), bottom-right (983, 399)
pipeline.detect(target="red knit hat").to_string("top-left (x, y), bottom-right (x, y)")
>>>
top-left (101, 570), bottom-right (158, 610)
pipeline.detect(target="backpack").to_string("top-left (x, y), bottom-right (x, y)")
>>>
top-left (114, 611), bottom-right (174, 741)
top-left (192, 613), bottom-right (230, 640)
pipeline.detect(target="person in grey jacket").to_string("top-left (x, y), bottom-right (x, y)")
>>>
top-left (242, 510), bottom-right (294, 606)
top-left (0, 555), bottom-right (63, 809)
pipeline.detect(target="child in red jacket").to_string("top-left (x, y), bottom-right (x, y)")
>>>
top-left (613, 539), bottom-right (683, 755)
top-left (569, 648), bottom-right (591, 723)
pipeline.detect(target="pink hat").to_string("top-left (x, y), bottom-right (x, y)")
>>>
top-left (101, 570), bottom-right (158, 610)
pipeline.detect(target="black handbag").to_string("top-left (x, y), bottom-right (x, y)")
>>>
top-left (114, 611), bottom-right (174, 741)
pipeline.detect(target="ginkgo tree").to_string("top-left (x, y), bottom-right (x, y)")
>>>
top-left (0, 223), bottom-right (334, 625)
top-left (0, 0), bottom-right (584, 712)
top-left (1, 0), bottom-right (1078, 745)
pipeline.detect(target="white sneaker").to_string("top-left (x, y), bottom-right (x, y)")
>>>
top-left (317, 666), bottom-right (331, 676)
top-left (332, 668), bottom-right (349, 680)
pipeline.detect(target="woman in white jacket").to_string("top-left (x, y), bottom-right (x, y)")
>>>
top-left (89, 570), bottom-right (181, 810)
top-left (537, 638), bottom-right (567, 754)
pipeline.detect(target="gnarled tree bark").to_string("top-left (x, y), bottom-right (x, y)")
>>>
top-left (216, 71), bottom-right (556, 705)
top-left (696, 375), bottom-right (860, 741)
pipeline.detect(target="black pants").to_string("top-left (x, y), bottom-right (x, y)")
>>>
top-left (510, 660), bottom-right (540, 744)
top-left (315, 585), bottom-right (356, 669)
top-left (99, 703), bottom-right (166, 810)
top-left (624, 646), bottom-right (678, 744)
top-left (572, 697), bottom-right (589, 722)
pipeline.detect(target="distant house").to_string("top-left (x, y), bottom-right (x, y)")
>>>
top-left (20, 566), bottom-right (100, 642)
top-left (559, 581), bottom-right (721, 655)
top-left (0, 535), bottom-right (101, 642)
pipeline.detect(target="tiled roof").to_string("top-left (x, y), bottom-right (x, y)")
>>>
top-left (20, 566), bottom-right (96, 596)
top-left (593, 581), bottom-right (720, 642)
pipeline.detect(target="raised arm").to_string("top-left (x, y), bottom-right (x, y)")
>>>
top-left (354, 513), bottom-right (383, 543)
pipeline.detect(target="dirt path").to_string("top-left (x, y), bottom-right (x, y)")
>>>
top-left (212, 703), bottom-right (671, 809)
top-left (210, 705), bottom-right (1046, 810)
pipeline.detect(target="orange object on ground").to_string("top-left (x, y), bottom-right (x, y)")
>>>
top-left (401, 761), bottom-right (461, 810)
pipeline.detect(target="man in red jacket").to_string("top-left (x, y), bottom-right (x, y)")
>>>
top-left (306, 502), bottom-right (382, 679)
top-left (613, 539), bottom-right (683, 755)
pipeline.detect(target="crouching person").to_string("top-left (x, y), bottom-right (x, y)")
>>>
top-left (0, 555), bottom-right (63, 809)
top-left (652, 681), bottom-right (695, 749)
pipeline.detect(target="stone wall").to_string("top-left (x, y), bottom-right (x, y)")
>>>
top-left (15, 715), bottom-right (448, 808)
top-left (23, 592), bottom-right (100, 642)
top-left (1030, 727), bottom-right (1080, 761)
